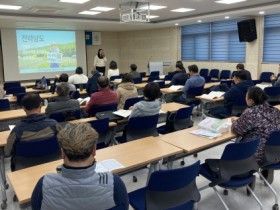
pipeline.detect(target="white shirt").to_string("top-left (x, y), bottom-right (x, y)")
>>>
top-left (68, 74), bottom-right (88, 84)
top-left (94, 55), bottom-right (107, 67)
top-left (107, 69), bottom-right (120, 80)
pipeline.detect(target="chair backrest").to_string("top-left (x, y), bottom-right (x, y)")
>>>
top-left (263, 130), bottom-right (280, 165)
top-left (209, 69), bottom-right (220, 78)
top-left (187, 86), bottom-right (204, 97)
top-left (126, 114), bottom-right (159, 141)
top-left (123, 97), bottom-right (144, 110)
top-left (264, 86), bottom-right (280, 97)
top-left (173, 105), bottom-right (194, 131)
top-left (0, 99), bottom-right (10, 111)
top-left (220, 70), bottom-right (231, 80)
top-left (199, 68), bottom-right (209, 77)
top-left (13, 136), bottom-right (60, 171)
top-left (16, 93), bottom-right (26, 107)
top-left (218, 139), bottom-right (260, 181)
top-left (203, 76), bottom-right (212, 83)
top-left (133, 77), bottom-right (142, 84)
top-left (155, 81), bottom-right (165, 88)
top-left (147, 76), bottom-right (159, 82)
top-left (140, 72), bottom-right (146, 77)
top-left (89, 118), bottom-right (109, 134)
top-left (164, 74), bottom-right (173, 81)
top-left (49, 109), bottom-right (81, 122)
top-left (91, 103), bottom-right (118, 117)
top-left (145, 161), bottom-right (201, 210)
top-left (6, 87), bottom-right (26, 95)
top-left (69, 90), bottom-right (80, 99)
top-left (110, 75), bottom-right (122, 81)
top-left (260, 72), bottom-right (273, 82)
top-left (150, 71), bottom-right (160, 77)
top-left (3, 82), bottom-right (21, 90)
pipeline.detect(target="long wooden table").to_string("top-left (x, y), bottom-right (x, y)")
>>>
top-left (7, 137), bottom-right (183, 207)
top-left (160, 82), bottom-right (220, 94)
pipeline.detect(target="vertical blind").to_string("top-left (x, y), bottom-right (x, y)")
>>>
top-left (181, 19), bottom-right (245, 62)
top-left (263, 14), bottom-right (280, 63)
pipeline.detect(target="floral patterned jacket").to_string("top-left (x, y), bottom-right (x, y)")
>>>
top-left (232, 102), bottom-right (280, 164)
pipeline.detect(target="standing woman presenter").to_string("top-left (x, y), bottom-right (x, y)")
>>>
top-left (94, 49), bottom-right (107, 75)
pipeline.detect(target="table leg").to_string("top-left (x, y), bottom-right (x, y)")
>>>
top-left (0, 148), bottom-right (7, 209)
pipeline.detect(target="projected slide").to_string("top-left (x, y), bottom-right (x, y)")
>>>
top-left (16, 30), bottom-right (77, 74)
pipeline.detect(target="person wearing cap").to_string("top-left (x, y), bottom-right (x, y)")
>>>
top-left (5, 93), bottom-right (57, 169)
top-left (31, 123), bottom-right (129, 210)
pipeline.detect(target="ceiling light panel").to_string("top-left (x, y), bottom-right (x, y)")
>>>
top-left (59, 0), bottom-right (90, 4)
top-left (0, 4), bottom-right (22, 10)
top-left (215, 0), bottom-right (246, 4)
top-left (149, 15), bottom-right (159, 19)
top-left (140, 5), bottom-right (167, 10)
top-left (171, 8), bottom-right (195, 13)
top-left (79, 11), bottom-right (100, 15)
top-left (90, 7), bottom-right (115, 12)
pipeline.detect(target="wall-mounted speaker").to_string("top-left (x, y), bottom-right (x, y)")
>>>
top-left (237, 19), bottom-right (257, 42)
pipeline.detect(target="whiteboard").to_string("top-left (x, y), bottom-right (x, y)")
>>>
top-left (149, 61), bottom-right (163, 75)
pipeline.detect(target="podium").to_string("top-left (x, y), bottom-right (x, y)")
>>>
top-left (149, 61), bottom-right (163, 75)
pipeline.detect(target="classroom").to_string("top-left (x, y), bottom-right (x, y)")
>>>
top-left (0, 0), bottom-right (280, 210)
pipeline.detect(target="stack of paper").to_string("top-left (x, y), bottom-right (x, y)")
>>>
top-left (77, 97), bottom-right (90, 105)
top-left (190, 129), bottom-right (222, 139)
top-left (113, 79), bottom-right (122, 83)
top-left (256, 84), bottom-right (271, 90)
top-left (201, 91), bottom-right (225, 99)
top-left (168, 85), bottom-right (184, 91)
top-left (113, 109), bottom-right (132, 118)
top-left (95, 159), bottom-right (125, 173)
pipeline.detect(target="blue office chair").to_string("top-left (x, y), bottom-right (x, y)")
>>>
top-left (110, 75), bottom-right (122, 81)
top-left (16, 93), bottom-right (26, 108)
top-left (3, 82), bottom-right (21, 91)
top-left (90, 103), bottom-right (118, 117)
top-left (209, 69), bottom-right (220, 80)
top-left (123, 97), bottom-right (144, 110)
top-left (133, 77), bottom-right (143, 84)
top-left (88, 118), bottom-right (113, 149)
top-left (129, 161), bottom-right (201, 210)
top-left (116, 114), bottom-right (159, 143)
top-left (155, 81), bottom-right (165, 88)
top-left (6, 87), bottom-right (26, 95)
top-left (200, 139), bottom-right (262, 210)
top-left (264, 86), bottom-right (280, 106)
top-left (150, 71), bottom-right (160, 77)
top-left (69, 90), bottom-right (80, 99)
top-left (203, 76), bottom-right (212, 83)
top-left (186, 86), bottom-right (204, 107)
top-left (49, 109), bottom-right (81, 122)
top-left (147, 76), bottom-right (159, 82)
top-left (260, 72), bottom-right (273, 83)
top-left (220, 70), bottom-right (231, 80)
top-left (199, 68), bottom-right (209, 77)
top-left (139, 72), bottom-right (146, 78)
top-left (0, 99), bottom-right (10, 111)
top-left (11, 135), bottom-right (60, 171)
top-left (158, 105), bottom-right (194, 134)
top-left (258, 131), bottom-right (280, 210)
top-left (164, 74), bottom-right (173, 81)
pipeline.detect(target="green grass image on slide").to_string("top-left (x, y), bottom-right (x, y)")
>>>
top-left (19, 57), bottom-right (77, 69)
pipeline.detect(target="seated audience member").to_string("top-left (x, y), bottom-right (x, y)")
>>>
top-left (116, 74), bottom-right (138, 109)
top-left (5, 93), bottom-right (57, 166)
top-left (232, 86), bottom-right (280, 183)
top-left (86, 76), bottom-right (118, 116)
top-left (232, 63), bottom-right (252, 80)
top-left (31, 123), bottom-right (129, 210)
top-left (69, 67), bottom-right (88, 84)
top-left (168, 62), bottom-right (189, 86)
top-left (173, 64), bottom-right (205, 104)
top-left (270, 74), bottom-right (280, 87)
top-left (57, 73), bottom-right (76, 92)
top-left (107, 60), bottom-right (120, 80)
top-left (45, 82), bottom-right (80, 117)
top-left (128, 64), bottom-right (141, 79)
top-left (0, 85), bottom-right (4, 99)
top-left (209, 71), bottom-right (252, 118)
top-left (130, 82), bottom-right (161, 118)
top-left (86, 70), bottom-right (101, 96)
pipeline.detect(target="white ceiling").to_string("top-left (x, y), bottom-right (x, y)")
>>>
top-left (0, 0), bottom-right (279, 31)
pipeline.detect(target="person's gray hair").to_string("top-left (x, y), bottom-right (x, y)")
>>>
top-left (56, 82), bottom-right (70, 96)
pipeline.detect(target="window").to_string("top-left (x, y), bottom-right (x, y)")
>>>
top-left (263, 14), bottom-right (280, 63)
top-left (181, 19), bottom-right (245, 62)
top-left (181, 23), bottom-right (210, 61)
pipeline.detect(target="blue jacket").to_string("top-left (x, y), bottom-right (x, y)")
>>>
top-left (224, 81), bottom-right (252, 105)
top-left (86, 72), bottom-right (101, 96)
top-left (169, 71), bottom-right (189, 86)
